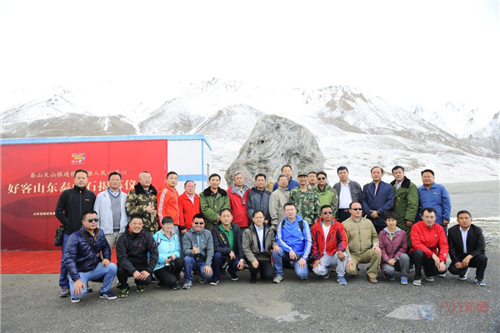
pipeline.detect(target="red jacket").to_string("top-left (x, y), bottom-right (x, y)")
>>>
top-left (178, 191), bottom-right (200, 231)
top-left (310, 219), bottom-right (348, 261)
top-left (410, 221), bottom-right (449, 262)
top-left (157, 184), bottom-right (181, 228)
top-left (228, 186), bottom-right (250, 228)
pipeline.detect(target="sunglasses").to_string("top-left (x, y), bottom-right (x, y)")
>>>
top-left (86, 218), bottom-right (99, 222)
top-left (317, 177), bottom-right (326, 180)
top-left (193, 222), bottom-right (205, 225)
top-left (322, 211), bottom-right (333, 215)
top-left (350, 208), bottom-right (362, 211)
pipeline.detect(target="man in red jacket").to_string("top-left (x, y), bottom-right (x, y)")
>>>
top-left (227, 172), bottom-right (250, 230)
top-left (311, 205), bottom-right (348, 284)
top-left (178, 180), bottom-right (201, 233)
top-left (157, 171), bottom-right (183, 234)
top-left (410, 207), bottom-right (448, 286)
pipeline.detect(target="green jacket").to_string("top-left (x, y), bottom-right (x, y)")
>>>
top-left (390, 176), bottom-right (419, 247)
top-left (199, 187), bottom-right (230, 230)
top-left (125, 183), bottom-right (159, 234)
top-left (314, 185), bottom-right (339, 216)
top-left (289, 187), bottom-right (321, 225)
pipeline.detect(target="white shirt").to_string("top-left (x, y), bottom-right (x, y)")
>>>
top-left (322, 224), bottom-right (331, 255)
top-left (339, 182), bottom-right (351, 209)
top-left (460, 227), bottom-right (469, 253)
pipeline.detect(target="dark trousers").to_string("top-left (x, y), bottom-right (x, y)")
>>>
top-left (212, 252), bottom-right (240, 281)
top-left (246, 258), bottom-right (274, 280)
top-left (374, 224), bottom-right (385, 234)
top-left (117, 265), bottom-right (152, 288)
top-left (154, 258), bottom-right (184, 287)
top-left (337, 209), bottom-right (350, 223)
top-left (448, 254), bottom-right (488, 280)
top-left (411, 250), bottom-right (446, 280)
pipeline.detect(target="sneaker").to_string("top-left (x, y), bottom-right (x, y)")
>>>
top-left (172, 281), bottom-right (181, 290)
top-left (209, 280), bottom-right (219, 286)
top-left (475, 278), bottom-right (486, 286)
top-left (425, 275), bottom-right (434, 282)
top-left (401, 277), bottom-right (408, 285)
top-left (60, 288), bottom-right (70, 298)
top-left (388, 275), bottom-right (396, 282)
top-left (322, 273), bottom-right (330, 280)
top-left (182, 280), bottom-right (193, 289)
top-left (99, 291), bottom-right (117, 300)
top-left (250, 278), bottom-right (257, 284)
top-left (273, 275), bottom-right (284, 284)
top-left (136, 285), bottom-right (146, 292)
top-left (438, 272), bottom-right (446, 278)
top-left (71, 297), bottom-right (80, 303)
top-left (337, 276), bottom-right (347, 285)
top-left (413, 279), bottom-right (422, 286)
top-left (230, 273), bottom-right (239, 281)
top-left (458, 268), bottom-right (469, 281)
top-left (155, 282), bottom-right (163, 288)
top-left (199, 277), bottom-right (207, 284)
top-left (87, 286), bottom-right (93, 293)
top-left (119, 287), bottom-right (130, 298)
top-left (300, 276), bottom-right (308, 280)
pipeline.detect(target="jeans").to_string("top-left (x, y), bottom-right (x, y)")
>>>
top-left (271, 248), bottom-right (308, 279)
top-left (212, 252), bottom-right (240, 281)
top-left (312, 251), bottom-right (347, 277)
top-left (184, 256), bottom-right (213, 282)
top-left (59, 233), bottom-right (70, 288)
top-left (68, 262), bottom-right (117, 300)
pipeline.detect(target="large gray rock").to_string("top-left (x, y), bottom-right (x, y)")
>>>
top-left (225, 114), bottom-right (325, 188)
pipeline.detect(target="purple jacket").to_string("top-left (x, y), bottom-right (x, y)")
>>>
top-left (379, 227), bottom-right (407, 272)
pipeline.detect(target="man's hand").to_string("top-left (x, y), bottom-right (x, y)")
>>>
top-left (192, 245), bottom-right (199, 255)
top-left (252, 260), bottom-right (259, 269)
top-left (102, 259), bottom-right (110, 267)
top-left (337, 251), bottom-right (346, 261)
top-left (438, 262), bottom-right (446, 272)
top-left (461, 255), bottom-right (472, 268)
top-left (204, 265), bottom-right (212, 276)
top-left (387, 258), bottom-right (396, 266)
top-left (313, 260), bottom-right (321, 269)
top-left (139, 271), bottom-right (150, 280)
top-left (170, 255), bottom-right (176, 261)
top-left (229, 251), bottom-right (236, 260)
top-left (454, 262), bottom-right (463, 269)
top-left (370, 210), bottom-right (379, 218)
top-left (264, 220), bottom-right (269, 225)
top-left (289, 250), bottom-right (297, 260)
top-left (443, 220), bottom-right (450, 226)
top-left (346, 259), bottom-right (354, 271)
top-left (406, 221), bottom-right (413, 227)
top-left (146, 203), bottom-right (156, 214)
top-left (181, 229), bottom-right (187, 234)
top-left (237, 259), bottom-right (245, 270)
top-left (297, 258), bottom-right (307, 268)
top-left (132, 271), bottom-right (142, 280)
top-left (73, 279), bottom-right (85, 295)
top-left (372, 245), bottom-right (381, 255)
top-left (431, 254), bottom-right (440, 268)
top-left (273, 244), bottom-right (280, 252)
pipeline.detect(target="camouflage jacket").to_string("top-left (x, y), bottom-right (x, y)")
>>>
top-left (289, 187), bottom-right (321, 225)
top-left (126, 183), bottom-right (159, 234)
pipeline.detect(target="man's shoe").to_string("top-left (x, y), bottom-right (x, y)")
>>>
top-left (273, 275), bottom-right (284, 284)
top-left (300, 276), bottom-right (308, 280)
top-left (99, 291), bottom-right (117, 300)
top-left (182, 280), bottom-right (193, 289)
top-left (209, 280), bottom-right (219, 286)
top-left (199, 277), bottom-right (207, 284)
top-left (322, 273), bottom-right (330, 280)
top-left (425, 275), bottom-right (434, 282)
top-left (367, 276), bottom-right (378, 284)
top-left (230, 273), bottom-right (239, 281)
top-left (136, 285), bottom-right (146, 292)
top-left (475, 278), bottom-right (486, 286)
top-left (119, 287), bottom-right (130, 298)
top-left (155, 282), bottom-right (163, 288)
top-left (71, 297), bottom-right (80, 303)
top-left (401, 277), bottom-right (408, 285)
top-left (438, 272), bottom-right (446, 278)
top-left (413, 279), bottom-right (422, 286)
top-left (172, 281), bottom-right (181, 290)
top-left (87, 283), bottom-right (93, 293)
top-left (250, 278), bottom-right (257, 284)
top-left (337, 276), bottom-right (347, 285)
top-left (458, 268), bottom-right (469, 281)
top-left (60, 288), bottom-right (70, 298)
top-left (388, 275), bottom-right (396, 282)
top-left (350, 274), bottom-right (358, 278)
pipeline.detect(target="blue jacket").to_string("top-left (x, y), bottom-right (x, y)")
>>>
top-left (64, 226), bottom-right (111, 282)
top-left (418, 182), bottom-right (451, 225)
top-left (272, 178), bottom-right (300, 192)
top-left (276, 214), bottom-right (312, 258)
top-left (152, 231), bottom-right (181, 271)
top-left (361, 181), bottom-right (395, 226)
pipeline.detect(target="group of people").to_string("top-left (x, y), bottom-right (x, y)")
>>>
top-left (56, 165), bottom-right (488, 303)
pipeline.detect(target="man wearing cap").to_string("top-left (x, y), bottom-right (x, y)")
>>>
top-left (227, 171), bottom-right (251, 230)
top-left (289, 171), bottom-right (321, 226)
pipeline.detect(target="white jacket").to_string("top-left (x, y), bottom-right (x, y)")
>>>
top-left (94, 189), bottom-right (129, 234)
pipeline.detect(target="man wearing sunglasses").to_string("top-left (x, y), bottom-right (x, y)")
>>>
top-left (64, 211), bottom-right (117, 303)
top-left (343, 202), bottom-right (382, 283)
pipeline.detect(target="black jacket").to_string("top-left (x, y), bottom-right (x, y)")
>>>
top-left (211, 222), bottom-right (244, 258)
top-left (64, 226), bottom-right (111, 282)
top-left (116, 228), bottom-right (158, 274)
top-left (448, 224), bottom-right (486, 263)
top-left (55, 185), bottom-right (96, 235)
top-left (246, 187), bottom-right (271, 222)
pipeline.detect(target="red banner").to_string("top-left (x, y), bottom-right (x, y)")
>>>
top-left (1, 139), bottom-right (168, 250)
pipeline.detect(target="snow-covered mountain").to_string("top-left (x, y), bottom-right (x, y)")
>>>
top-left (1, 79), bottom-right (498, 185)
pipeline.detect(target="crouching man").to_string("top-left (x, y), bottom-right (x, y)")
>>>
top-left (64, 211), bottom-right (117, 303)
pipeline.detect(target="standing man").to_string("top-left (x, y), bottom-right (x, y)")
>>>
top-left (55, 169), bottom-right (96, 298)
top-left (64, 211), bottom-right (117, 302)
top-left (314, 171), bottom-right (339, 218)
top-left (178, 180), bottom-right (201, 235)
top-left (272, 165), bottom-right (299, 191)
top-left (390, 166), bottom-right (419, 247)
top-left (272, 203), bottom-right (312, 282)
top-left (333, 166), bottom-right (362, 222)
top-left (311, 205), bottom-right (348, 284)
top-left (269, 174), bottom-right (290, 228)
top-left (409, 207), bottom-right (448, 286)
top-left (289, 170), bottom-right (321, 226)
top-left (307, 171), bottom-right (317, 189)
top-left (94, 171), bottom-right (129, 252)
top-left (360, 167), bottom-right (395, 234)
top-left (418, 169), bottom-right (451, 232)
top-left (182, 214), bottom-right (214, 289)
top-left (126, 171), bottom-right (159, 234)
top-left (447, 210), bottom-right (488, 286)
top-left (199, 173), bottom-right (229, 231)
top-left (227, 171), bottom-right (251, 230)
top-left (157, 171), bottom-right (183, 236)
top-left (247, 173), bottom-right (272, 224)
top-left (343, 202), bottom-right (382, 283)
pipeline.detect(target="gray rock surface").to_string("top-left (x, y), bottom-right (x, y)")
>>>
top-left (225, 114), bottom-right (325, 188)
